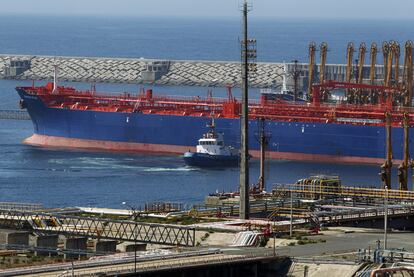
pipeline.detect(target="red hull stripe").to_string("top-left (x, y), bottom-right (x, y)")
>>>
top-left (24, 134), bottom-right (395, 165)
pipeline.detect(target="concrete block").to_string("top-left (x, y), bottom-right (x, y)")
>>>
top-left (94, 240), bottom-right (117, 254)
top-left (124, 243), bottom-right (147, 252)
top-left (63, 237), bottom-right (88, 259)
top-left (0, 229), bottom-right (30, 247)
top-left (34, 235), bottom-right (59, 256)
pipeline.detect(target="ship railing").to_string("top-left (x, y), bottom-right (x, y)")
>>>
top-left (52, 91), bottom-right (233, 108)
top-left (254, 99), bottom-right (414, 113)
top-left (24, 86), bottom-right (414, 123)
top-left (22, 85), bottom-right (414, 114)
top-left (52, 89), bottom-right (232, 104)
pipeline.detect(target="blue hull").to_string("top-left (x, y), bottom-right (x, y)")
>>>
top-left (16, 88), bottom-right (413, 164)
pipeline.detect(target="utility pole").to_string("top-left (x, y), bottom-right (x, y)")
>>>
top-left (384, 186), bottom-right (388, 250)
top-left (385, 112), bottom-right (393, 189)
top-left (258, 118), bottom-right (269, 192)
top-left (290, 191), bottom-right (293, 237)
top-left (380, 112), bottom-right (392, 189)
top-left (239, 0), bottom-right (256, 220)
top-left (398, 113), bottom-right (409, 190)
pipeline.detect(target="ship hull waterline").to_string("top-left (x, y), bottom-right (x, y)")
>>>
top-left (24, 134), bottom-right (395, 165)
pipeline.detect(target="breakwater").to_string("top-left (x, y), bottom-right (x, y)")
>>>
top-left (0, 109), bottom-right (30, 120)
top-left (0, 54), bottom-right (387, 89)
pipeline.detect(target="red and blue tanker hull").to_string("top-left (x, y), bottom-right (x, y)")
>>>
top-left (16, 84), bottom-right (412, 165)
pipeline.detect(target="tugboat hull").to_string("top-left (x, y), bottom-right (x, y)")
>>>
top-left (183, 152), bottom-right (239, 167)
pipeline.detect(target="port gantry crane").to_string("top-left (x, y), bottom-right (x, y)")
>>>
top-left (345, 42), bottom-right (355, 103)
top-left (353, 42), bottom-right (367, 104)
top-left (310, 80), bottom-right (405, 190)
top-left (308, 42), bottom-right (328, 101)
top-left (402, 41), bottom-right (413, 107)
top-left (319, 42), bottom-right (328, 84)
top-left (319, 42), bottom-right (329, 101)
top-left (398, 41), bottom-right (413, 190)
top-left (307, 42), bottom-right (317, 101)
top-left (357, 43), bottom-right (366, 86)
top-left (369, 43), bottom-right (378, 102)
top-left (306, 40), bottom-right (414, 190)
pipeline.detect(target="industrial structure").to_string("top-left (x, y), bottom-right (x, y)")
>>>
top-left (239, 0), bottom-right (256, 220)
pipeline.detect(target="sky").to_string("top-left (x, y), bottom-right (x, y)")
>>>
top-left (1, 0), bottom-right (414, 20)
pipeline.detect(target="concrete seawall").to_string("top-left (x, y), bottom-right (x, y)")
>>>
top-left (0, 54), bottom-right (386, 89)
top-left (0, 110), bottom-right (30, 120)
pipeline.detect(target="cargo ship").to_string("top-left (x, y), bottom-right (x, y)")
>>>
top-left (16, 79), bottom-right (414, 165)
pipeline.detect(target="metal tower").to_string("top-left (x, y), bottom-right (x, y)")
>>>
top-left (239, 0), bottom-right (256, 220)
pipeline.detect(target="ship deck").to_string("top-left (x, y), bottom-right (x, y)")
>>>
top-left (18, 83), bottom-right (414, 128)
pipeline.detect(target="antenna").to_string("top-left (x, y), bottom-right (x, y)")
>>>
top-left (282, 62), bottom-right (288, 92)
top-left (52, 58), bottom-right (59, 94)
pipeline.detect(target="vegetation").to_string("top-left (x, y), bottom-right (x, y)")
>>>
top-left (259, 236), bottom-right (269, 247)
top-left (200, 232), bottom-right (210, 241)
top-left (296, 237), bottom-right (327, 245)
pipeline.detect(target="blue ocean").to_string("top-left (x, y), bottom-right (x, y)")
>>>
top-left (0, 16), bottom-right (412, 208)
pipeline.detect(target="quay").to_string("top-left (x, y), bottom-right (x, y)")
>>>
top-left (0, 54), bottom-right (388, 88)
top-left (0, 191), bottom-right (414, 276)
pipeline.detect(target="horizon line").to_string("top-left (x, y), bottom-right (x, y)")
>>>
top-left (0, 12), bottom-right (413, 21)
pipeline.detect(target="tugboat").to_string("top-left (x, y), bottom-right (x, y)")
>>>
top-left (183, 118), bottom-right (239, 167)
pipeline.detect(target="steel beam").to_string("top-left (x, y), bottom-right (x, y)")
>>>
top-left (0, 210), bottom-right (196, 246)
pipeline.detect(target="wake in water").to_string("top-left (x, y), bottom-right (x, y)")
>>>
top-left (48, 155), bottom-right (197, 173)
top-left (143, 167), bottom-right (199, 172)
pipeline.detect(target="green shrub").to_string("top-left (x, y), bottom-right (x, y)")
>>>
top-left (200, 232), bottom-right (210, 241)
top-left (259, 237), bottom-right (269, 247)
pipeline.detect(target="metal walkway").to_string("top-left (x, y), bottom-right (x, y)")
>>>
top-left (0, 210), bottom-right (196, 247)
top-left (274, 183), bottom-right (414, 201)
top-left (315, 205), bottom-right (414, 224)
